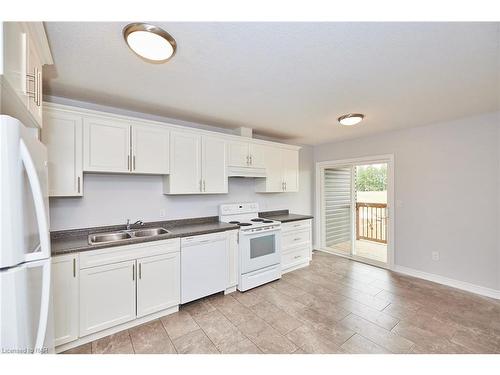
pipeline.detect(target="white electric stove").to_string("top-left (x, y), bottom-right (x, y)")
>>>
top-left (219, 203), bottom-right (282, 291)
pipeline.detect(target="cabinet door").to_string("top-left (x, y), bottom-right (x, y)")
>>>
top-left (202, 136), bottom-right (227, 193)
top-left (227, 141), bottom-right (249, 167)
top-left (26, 34), bottom-right (43, 127)
top-left (166, 131), bottom-right (201, 194)
top-left (282, 149), bottom-right (299, 192)
top-left (131, 123), bottom-right (170, 174)
top-left (42, 110), bottom-right (83, 196)
top-left (83, 117), bottom-right (131, 173)
top-left (227, 230), bottom-right (238, 288)
top-left (249, 144), bottom-right (266, 168)
top-left (255, 145), bottom-right (283, 193)
top-left (3, 22), bottom-right (28, 105)
top-left (79, 260), bottom-right (136, 337)
top-left (52, 254), bottom-right (79, 346)
top-left (137, 253), bottom-right (180, 318)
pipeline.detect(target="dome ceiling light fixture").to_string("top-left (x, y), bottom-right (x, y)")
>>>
top-left (123, 23), bottom-right (177, 63)
top-left (338, 113), bottom-right (365, 126)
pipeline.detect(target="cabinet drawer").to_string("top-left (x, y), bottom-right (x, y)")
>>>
top-left (282, 229), bottom-right (311, 249)
top-left (282, 247), bottom-right (310, 270)
top-left (281, 219), bottom-right (312, 233)
top-left (80, 238), bottom-right (180, 269)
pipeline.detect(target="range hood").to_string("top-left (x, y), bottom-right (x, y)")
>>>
top-left (227, 166), bottom-right (266, 178)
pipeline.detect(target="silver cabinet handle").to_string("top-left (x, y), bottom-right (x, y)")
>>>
top-left (203, 180), bottom-right (206, 192)
top-left (127, 155), bottom-right (130, 171)
top-left (37, 70), bottom-right (42, 106)
top-left (249, 155), bottom-right (253, 165)
top-left (73, 258), bottom-right (76, 278)
top-left (26, 68), bottom-right (37, 102)
top-left (293, 255), bottom-right (301, 259)
top-left (133, 155), bottom-right (136, 171)
top-left (199, 180), bottom-right (203, 192)
top-left (246, 155), bottom-right (250, 165)
top-left (132, 264), bottom-right (135, 281)
top-left (77, 176), bottom-right (81, 193)
top-left (284, 182), bottom-right (287, 191)
top-left (139, 263), bottom-right (142, 279)
top-left (294, 237), bottom-right (301, 241)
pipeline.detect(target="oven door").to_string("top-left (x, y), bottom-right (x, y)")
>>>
top-left (239, 227), bottom-right (281, 274)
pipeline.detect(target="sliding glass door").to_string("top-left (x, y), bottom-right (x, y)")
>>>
top-left (318, 156), bottom-right (392, 267)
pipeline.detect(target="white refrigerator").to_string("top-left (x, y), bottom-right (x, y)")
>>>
top-left (0, 115), bottom-right (54, 354)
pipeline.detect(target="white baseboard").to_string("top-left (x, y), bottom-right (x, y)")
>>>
top-left (393, 265), bottom-right (500, 300)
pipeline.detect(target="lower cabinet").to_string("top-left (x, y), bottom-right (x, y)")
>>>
top-left (52, 253), bottom-right (79, 346)
top-left (79, 260), bottom-right (137, 337)
top-left (53, 238), bottom-right (181, 351)
top-left (137, 253), bottom-right (180, 318)
top-left (280, 219), bottom-right (312, 273)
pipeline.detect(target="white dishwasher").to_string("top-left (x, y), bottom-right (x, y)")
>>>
top-left (181, 232), bottom-right (228, 304)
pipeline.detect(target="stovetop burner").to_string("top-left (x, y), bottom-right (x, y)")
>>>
top-left (238, 223), bottom-right (252, 227)
top-left (229, 221), bottom-right (240, 224)
top-left (251, 218), bottom-right (264, 222)
top-left (262, 220), bottom-right (273, 223)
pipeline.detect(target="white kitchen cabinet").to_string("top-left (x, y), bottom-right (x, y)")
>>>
top-left (2, 22), bottom-right (53, 129)
top-left (202, 136), bottom-right (227, 193)
top-left (42, 110), bottom-right (83, 196)
top-left (226, 230), bottom-right (239, 291)
top-left (131, 122), bottom-right (170, 174)
top-left (164, 131), bottom-right (201, 194)
top-left (26, 34), bottom-right (43, 126)
top-left (79, 260), bottom-right (136, 337)
top-left (83, 116), bottom-right (131, 173)
top-left (136, 253), bottom-right (180, 318)
top-left (227, 140), bottom-right (249, 167)
top-left (52, 254), bottom-right (79, 347)
top-left (255, 146), bottom-right (299, 193)
top-left (227, 140), bottom-right (265, 168)
top-left (3, 22), bottom-right (28, 105)
top-left (282, 148), bottom-right (299, 192)
top-left (164, 133), bottom-right (227, 194)
top-left (281, 219), bottom-right (312, 273)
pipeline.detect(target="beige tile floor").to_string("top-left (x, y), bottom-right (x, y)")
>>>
top-left (63, 251), bottom-right (500, 354)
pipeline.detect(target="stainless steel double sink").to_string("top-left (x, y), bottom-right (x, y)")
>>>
top-left (88, 227), bottom-right (169, 245)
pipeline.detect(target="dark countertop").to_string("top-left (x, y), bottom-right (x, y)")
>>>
top-left (259, 210), bottom-right (314, 223)
top-left (51, 216), bottom-right (239, 256)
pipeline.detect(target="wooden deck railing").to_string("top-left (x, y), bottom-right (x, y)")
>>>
top-left (356, 202), bottom-right (388, 244)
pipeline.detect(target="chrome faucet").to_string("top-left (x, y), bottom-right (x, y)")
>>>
top-left (126, 219), bottom-right (144, 231)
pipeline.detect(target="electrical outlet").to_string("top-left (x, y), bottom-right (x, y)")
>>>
top-left (432, 251), bottom-right (440, 261)
top-left (159, 209), bottom-right (166, 218)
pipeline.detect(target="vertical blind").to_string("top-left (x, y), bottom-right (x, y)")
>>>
top-left (324, 167), bottom-right (352, 248)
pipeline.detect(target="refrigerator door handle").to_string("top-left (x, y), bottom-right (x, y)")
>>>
top-left (34, 261), bottom-right (51, 353)
top-left (19, 140), bottom-right (50, 262)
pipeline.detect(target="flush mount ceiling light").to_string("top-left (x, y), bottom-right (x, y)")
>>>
top-left (338, 113), bottom-right (365, 126)
top-left (123, 23), bottom-right (177, 63)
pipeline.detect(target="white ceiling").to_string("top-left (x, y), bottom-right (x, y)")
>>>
top-left (43, 22), bottom-right (500, 145)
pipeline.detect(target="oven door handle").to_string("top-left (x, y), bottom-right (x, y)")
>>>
top-left (240, 227), bottom-right (281, 235)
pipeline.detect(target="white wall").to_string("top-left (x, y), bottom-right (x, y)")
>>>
top-left (314, 112), bottom-right (500, 290)
top-left (49, 146), bottom-right (314, 230)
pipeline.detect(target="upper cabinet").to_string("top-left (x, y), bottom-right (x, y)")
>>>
top-left (42, 109), bottom-right (83, 196)
top-left (2, 22), bottom-right (53, 129)
top-left (202, 136), bottom-right (227, 193)
top-left (42, 104), bottom-right (300, 196)
top-left (131, 122), bottom-right (170, 174)
top-left (226, 141), bottom-right (266, 177)
top-left (255, 147), bottom-right (299, 193)
top-left (164, 131), bottom-right (202, 194)
top-left (163, 132), bottom-right (227, 194)
top-left (83, 116), bottom-right (131, 173)
top-left (82, 115), bottom-right (170, 174)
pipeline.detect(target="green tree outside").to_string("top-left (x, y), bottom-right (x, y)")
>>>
top-left (356, 164), bottom-right (387, 192)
